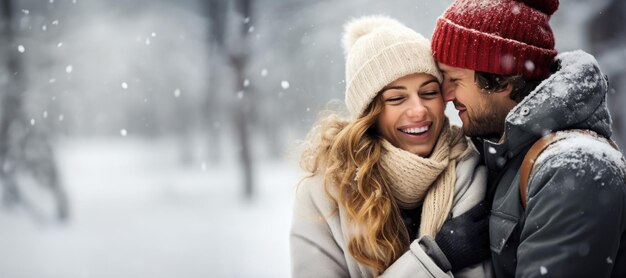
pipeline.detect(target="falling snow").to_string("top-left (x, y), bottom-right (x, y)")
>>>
top-left (511, 5), bottom-right (521, 15)
top-left (525, 60), bottom-right (535, 72)
top-left (0, 2), bottom-right (624, 278)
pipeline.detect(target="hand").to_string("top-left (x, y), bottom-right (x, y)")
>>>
top-left (434, 201), bottom-right (490, 272)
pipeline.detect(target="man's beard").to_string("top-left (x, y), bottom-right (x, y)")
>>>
top-left (461, 101), bottom-right (509, 138)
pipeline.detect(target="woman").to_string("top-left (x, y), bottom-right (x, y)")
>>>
top-left (290, 16), bottom-right (491, 277)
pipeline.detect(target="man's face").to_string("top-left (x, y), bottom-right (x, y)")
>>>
top-left (438, 63), bottom-right (514, 137)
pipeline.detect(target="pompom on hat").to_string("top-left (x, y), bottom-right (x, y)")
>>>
top-left (343, 15), bottom-right (442, 119)
top-left (431, 0), bottom-right (559, 80)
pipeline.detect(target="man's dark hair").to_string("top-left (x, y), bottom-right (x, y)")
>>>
top-left (474, 72), bottom-right (543, 103)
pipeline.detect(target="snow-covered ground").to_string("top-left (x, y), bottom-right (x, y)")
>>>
top-left (0, 138), bottom-right (297, 278)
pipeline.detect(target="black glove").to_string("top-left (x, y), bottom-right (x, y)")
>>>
top-left (435, 201), bottom-right (491, 272)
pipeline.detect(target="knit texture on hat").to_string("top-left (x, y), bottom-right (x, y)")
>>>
top-left (380, 120), bottom-right (469, 237)
top-left (342, 16), bottom-right (442, 119)
top-left (431, 0), bottom-right (559, 80)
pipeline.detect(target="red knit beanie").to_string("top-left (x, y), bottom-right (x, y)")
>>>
top-left (432, 0), bottom-right (559, 80)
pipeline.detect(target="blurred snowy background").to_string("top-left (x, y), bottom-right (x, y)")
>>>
top-left (0, 0), bottom-right (624, 277)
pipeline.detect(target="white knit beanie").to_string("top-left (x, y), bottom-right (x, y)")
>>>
top-left (343, 15), bottom-right (442, 119)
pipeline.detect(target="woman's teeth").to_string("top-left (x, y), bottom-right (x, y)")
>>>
top-left (401, 126), bottom-right (429, 134)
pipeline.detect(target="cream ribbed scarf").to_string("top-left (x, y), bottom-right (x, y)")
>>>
top-left (380, 121), bottom-right (468, 237)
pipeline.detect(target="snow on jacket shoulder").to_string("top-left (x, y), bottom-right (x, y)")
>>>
top-left (517, 134), bottom-right (626, 277)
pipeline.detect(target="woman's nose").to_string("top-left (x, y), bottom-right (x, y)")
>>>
top-left (405, 101), bottom-right (427, 118)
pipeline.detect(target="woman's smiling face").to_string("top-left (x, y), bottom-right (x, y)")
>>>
top-left (376, 73), bottom-right (444, 157)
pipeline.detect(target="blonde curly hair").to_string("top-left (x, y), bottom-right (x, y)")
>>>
top-left (299, 97), bottom-right (410, 275)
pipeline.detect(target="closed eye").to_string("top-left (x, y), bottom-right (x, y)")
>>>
top-left (421, 91), bottom-right (439, 97)
top-left (385, 96), bottom-right (404, 103)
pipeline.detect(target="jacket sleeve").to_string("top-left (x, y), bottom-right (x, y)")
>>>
top-left (379, 236), bottom-right (454, 278)
top-left (516, 150), bottom-right (626, 277)
top-left (380, 236), bottom-right (493, 278)
top-left (290, 179), bottom-right (350, 278)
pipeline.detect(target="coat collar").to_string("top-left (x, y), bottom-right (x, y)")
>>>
top-left (480, 50), bottom-right (612, 171)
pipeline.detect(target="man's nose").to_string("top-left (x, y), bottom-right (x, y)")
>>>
top-left (442, 83), bottom-right (455, 102)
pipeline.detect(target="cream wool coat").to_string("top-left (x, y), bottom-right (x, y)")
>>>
top-left (290, 140), bottom-right (492, 278)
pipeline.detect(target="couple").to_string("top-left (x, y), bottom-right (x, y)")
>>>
top-left (291, 0), bottom-right (626, 277)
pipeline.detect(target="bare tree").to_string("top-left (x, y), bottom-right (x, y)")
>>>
top-left (205, 0), bottom-right (255, 199)
top-left (0, 0), bottom-right (24, 210)
top-left (203, 0), bottom-right (227, 164)
top-left (231, 0), bottom-right (254, 199)
top-left (0, 0), bottom-right (68, 221)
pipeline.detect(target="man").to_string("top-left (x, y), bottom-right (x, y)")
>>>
top-left (430, 0), bottom-right (626, 277)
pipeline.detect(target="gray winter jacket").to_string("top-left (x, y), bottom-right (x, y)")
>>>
top-left (479, 50), bottom-right (626, 277)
